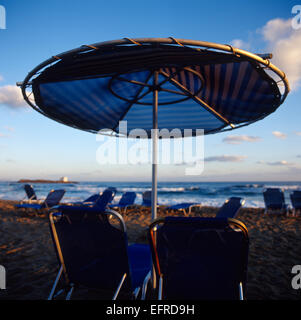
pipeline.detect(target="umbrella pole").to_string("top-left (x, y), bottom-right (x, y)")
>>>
top-left (152, 70), bottom-right (158, 221)
top-left (151, 70), bottom-right (159, 291)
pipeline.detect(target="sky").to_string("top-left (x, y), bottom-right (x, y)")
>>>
top-left (0, 0), bottom-right (300, 182)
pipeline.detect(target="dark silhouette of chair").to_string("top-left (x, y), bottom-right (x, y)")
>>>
top-left (48, 199), bottom-right (152, 300)
top-left (146, 217), bottom-right (249, 300)
top-left (109, 192), bottom-right (137, 213)
top-left (216, 197), bottom-right (245, 218)
top-left (24, 184), bottom-right (38, 201)
top-left (16, 189), bottom-right (65, 212)
top-left (290, 191), bottom-right (301, 216)
top-left (263, 188), bottom-right (287, 215)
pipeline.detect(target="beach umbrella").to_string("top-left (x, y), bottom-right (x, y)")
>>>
top-left (18, 38), bottom-right (290, 221)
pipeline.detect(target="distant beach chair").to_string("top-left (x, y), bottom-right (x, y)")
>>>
top-left (290, 191), bottom-right (301, 216)
top-left (216, 197), bottom-right (245, 218)
top-left (23, 184), bottom-right (38, 202)
top-left (109, 192), bottom-right (137, 214)
top-left (165, 202), bottom-right (202, 216)
top-left (48, 203), bottom-right (152, 300)
top-left (145, 217), bottom-right (249, 300)
top-left (263, 188), bottom-right (288, 215)
top-left (16, 189), bottom-right (65, 212)
top-left (59, 189), bottom-right (113, 211)
top-left (141, 191), bottom-right (152, 207)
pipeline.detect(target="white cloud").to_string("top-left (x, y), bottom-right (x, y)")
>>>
top-left (0, 75), bottom-right (3, 82)
top-left (260, 18), bottom-right (301, 91)
top-left (0, 85), bottom-right (27, 109)
top-left (230, 39), bottom-right (251, 50)
top-left (266, 160), bottom-right (294, 166)
top-left (295, 132), bottom-right (301, 136)
top-left (272, 131), bottom-right (287, 139)
top-left (223, 135), bottom-right (261, 145)
top-left (205, 155), bottom-right (247, 162)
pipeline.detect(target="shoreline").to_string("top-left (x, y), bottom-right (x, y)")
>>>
top-left (0, 199), bottom-right (300, 300)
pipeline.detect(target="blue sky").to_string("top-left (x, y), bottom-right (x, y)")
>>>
top-left (0, 0), bottom-right (300, 182)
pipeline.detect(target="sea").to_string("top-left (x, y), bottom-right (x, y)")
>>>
top-left (0, 181), bottom-right (300, 208)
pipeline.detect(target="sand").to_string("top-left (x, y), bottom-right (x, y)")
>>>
top-left (0, 199), bottom-right (300, 300)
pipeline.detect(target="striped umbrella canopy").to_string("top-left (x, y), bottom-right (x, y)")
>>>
top-left (18, 38), bottom-right (290, 220)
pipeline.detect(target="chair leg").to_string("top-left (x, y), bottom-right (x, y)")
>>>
top-left (65, 284), bottom-right (74, 300)
top-left (48, 265), bottom-right (63, 300)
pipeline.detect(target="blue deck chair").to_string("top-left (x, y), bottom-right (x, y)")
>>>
top-left (290, 191), bottom-right (301, 216)
top-left (58, 189), bottom-right (113, 211)
top-left (141, 191), bottom-right (152, 207)
top-left (166, 202), bottom-right (202, 216)
top-left (216, 197), bottom-right (245, 218)
top-left (145, 217), bottom-right (249, 300)
top-left (16, 189), bottom-right (65, 212)
top-left (109, 192), bottom-right (137, 214)
top-left (48, 201), bottom-right (152, 300)
top-left (263, 188), bottom-right (288, 215)
top-left (23, 184), bottom-right (38, 202)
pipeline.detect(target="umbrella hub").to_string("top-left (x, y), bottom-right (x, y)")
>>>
top-left (109, 67), bottom-right (204, 106)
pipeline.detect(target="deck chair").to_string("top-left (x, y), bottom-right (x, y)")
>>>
top-left (166, 202), bottom-right (202, 216)
top-left (48, 202), bottom-right (152, 300)
top-left (146, 217), bottom-right (249, 300)
top-left (109, 192), bottom-right (137, 214)
top-left (24, 184), bottom-right (38, 201)
top-left (141, 191), bottom-right (160, 207)
top-left (290, 191), bottom-right (301, 216)
top-left (16, 189), bottom-right (65, 212)
top-left (263, 188), bottom-right (288, 215)
top-left (141, 191), bottom-right (152, 207)
top-left (216, 197), bottom-right (245, 218)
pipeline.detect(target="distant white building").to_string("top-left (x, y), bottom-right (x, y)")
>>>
top-left (60, 177), bottom-right (69, 183)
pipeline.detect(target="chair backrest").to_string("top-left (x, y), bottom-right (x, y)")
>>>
top-left (94, 190), bottom-right (114, 209)
top-left (104, 187), bottom-right (117, 203)
top-left (142, 191), bottom-right (152, 206)
top-left (148, 217), bottom-right (249, 300)
top-left (216, 197), bottom-right (244, 218)
top-left (24, 184), bottom-right (37, 200)
top-left (44, 190), bottom-right (66, 208)
top-left (263, 188), bottom-right (285, 209)
top-left (49, 208), bottom-right (133, 292)
top-left (83, 194), bottom-right (101, 203)
top-left (119, 192), bottom-right (136, 206)
top-left (290, 191), bottom-right (301, 209)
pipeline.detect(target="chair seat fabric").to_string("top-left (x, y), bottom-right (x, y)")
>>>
top-left (127, 244), bottom-right (152, 290)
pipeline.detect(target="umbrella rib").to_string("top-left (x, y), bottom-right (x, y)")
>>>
top-left (159, 87), bottom-right (188, 96)
top-left (116, 77), bottom-right (153, 88)
top-left (159, 70), bottom-right (234, 128)
top-left (112, 71), bottom-right (154, 130)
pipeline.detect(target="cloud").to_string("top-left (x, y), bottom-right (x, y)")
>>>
top-left (297, 155), bottom-right (301, 158)
top-left (260, 18), bottom-right (301, 90)
top-left (223, 135), bottom-right (261, 145)
top-left (272, 131), bottom-right (287, 139)
top-left (266, 160), bottom-right (294, 166)
top-left (295, 132), bottom-right (301, 136)
top-left (205, 155), bottom-right (247, 162)
top-left (0, 75), bottom-right (3, 82)
top-left (0, 85), bottom-right (27, 109)
top-left (230, 39), bottom-right (251, 50)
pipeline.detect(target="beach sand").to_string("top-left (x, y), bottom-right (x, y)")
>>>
top-left (0, 199), bottom-right (300, 300)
